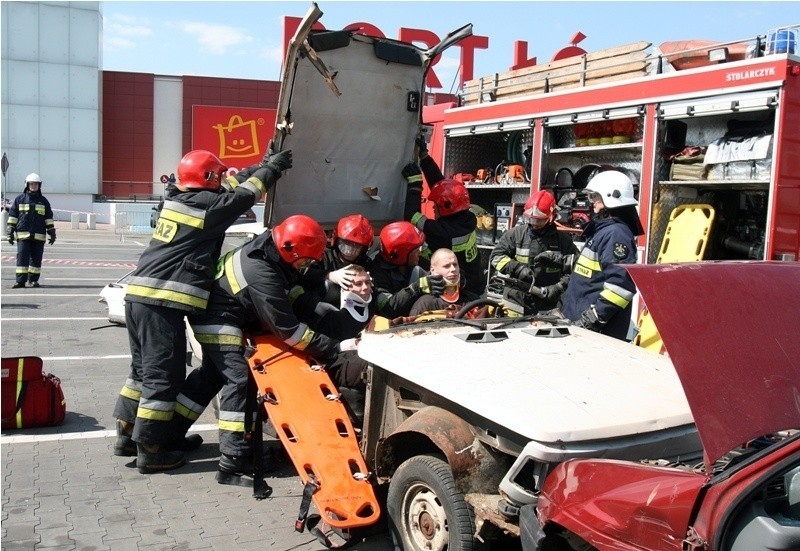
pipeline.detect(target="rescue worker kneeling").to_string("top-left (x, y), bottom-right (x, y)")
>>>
top-left (172, 215), bottom-right (343, 486)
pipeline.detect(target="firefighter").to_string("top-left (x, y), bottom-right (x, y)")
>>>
top-left (6, 173), bottom-right (56, 288)
top-left (369, 221), bottom-right (446, 318)
top-left (173, 215), bottom-right (344, 486)
top-left (562, 171), bottom-right (643, 341)
top-left (298, 213), bottom-right (375, 301)
top-left (402, 138), bottom-right (484, 295)
top-left (489, 190), bottom-right (577, 315)
top-left (112, 148), bottom-right (291, 474)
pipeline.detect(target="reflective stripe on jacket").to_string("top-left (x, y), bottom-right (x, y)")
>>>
top-left (7, 191), bottom-right (54, 241)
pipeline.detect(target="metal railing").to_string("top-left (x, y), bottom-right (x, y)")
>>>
top-left (114, 211), bottom-right (154, 242)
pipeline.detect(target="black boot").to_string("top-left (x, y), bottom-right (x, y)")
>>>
top-left (113, 420), bottom-right (137, 457)
top-left (166, 433), bottom-right (204, 452)
top-left (216, 452), bottom-right (260, 487)
top-left (136, 443), bottom-right (185, 474)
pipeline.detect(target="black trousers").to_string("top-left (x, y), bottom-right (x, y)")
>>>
top-left (16, 239), bottom-right (45, 284)
top-left (112, 301), bottom-right (187, 445)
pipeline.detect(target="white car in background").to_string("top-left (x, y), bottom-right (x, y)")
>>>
top-left (99, 222), bottom-right (267, 344)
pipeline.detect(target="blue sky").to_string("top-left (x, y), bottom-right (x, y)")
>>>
top-left (102, 1), bottom-right (800, 92)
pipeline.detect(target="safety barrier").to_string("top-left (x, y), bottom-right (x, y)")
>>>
top-left (114, 211), bottom-right (154, 242)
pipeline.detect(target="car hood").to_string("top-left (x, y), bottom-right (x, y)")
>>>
top-left (626, 261), bottom-right (800, 468)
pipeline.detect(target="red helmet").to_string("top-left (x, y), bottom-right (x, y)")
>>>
top-left (177, 150), bottom-right (228, 190)
top-left (379, 221), bottom-right (425, 266)
top-left (428, 179), bottom-right (470, 216)
top-left (335, 214), bottom-right (374, 247)
top-left (523, 190), bottom-right (557, 222)
top-left (272, 215), bottom-right (327, 264)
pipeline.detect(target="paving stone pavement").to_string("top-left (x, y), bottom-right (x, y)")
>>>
top-left (1, 224), bottom-right (394, 550)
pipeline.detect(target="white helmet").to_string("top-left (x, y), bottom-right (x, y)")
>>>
top-left (25, 173), bottom-right (42, 184)
top-left (585, 170), bottom-right (637, 208)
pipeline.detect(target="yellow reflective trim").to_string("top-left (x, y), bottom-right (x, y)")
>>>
top-left (126, 284), bottom-right (208, 309)
top-left (195, 334), bottom-right (244, 346)
top-left (35, 205), bottom-right (46, 214)
top-left (15, 358), bottom-right (24, 428)
top-left (159, 209), bottom-right (205, 229)
top-left (293, 327), bottom-right (315, 350)
top-left (16, 232), bottom-right (31, 240)
top-left (8, 217), bottom-right (18, 224)
top-left (120, 386), bottom-right (142, 401)
top-left (174, 402), bottom-right (201, 421)
top-left (16, 268), bottom-right (29, 274)
top-left (600, 288), bottom-right (631, 309)
top-left (152, 219), bottom-right (177, 243)
top-left (453, 231), bottom-right (477, 262)
top-left (576, 255), bottom-right (602, 272)
top-left (218, 419), bottom-right (246, 432)
top-left (136, 407), bottom-right (173, 421)
top-left (224, 252), bottom-right (242, 295)
top-left (495, 257), bottom-right (511, 271)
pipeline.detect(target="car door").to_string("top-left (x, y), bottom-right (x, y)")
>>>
top-left (267, 3), bottom-right (472, 229)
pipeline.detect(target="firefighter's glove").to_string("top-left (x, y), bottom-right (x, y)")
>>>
top-left (327, 265), bottom-right (356, 289)
top-left (511, 264), bottom-right (535, 284)
top-left (402, 162), bottom-right (423, 188)
top-left (415, 135), bottom-right (429, 159)
top-left (573, 306), bottom-right (605, 332)
top-left (528, 282), bottom-right (565, 300)
top-left (6, 227), bottom-right (14, 245)
top-left (414, 274), bottom-right (445, 297)
top-left (263, 149), bottom-right (293, 172)
top-left (47, 229), bottom-right (56, 245)
top-left (234, 163), bottom-right (259, 183)
top-left (535, 250), bottom-right (574, 273)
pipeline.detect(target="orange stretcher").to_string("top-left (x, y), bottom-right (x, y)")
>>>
top-left (247, 335), bottom-right (381, 532)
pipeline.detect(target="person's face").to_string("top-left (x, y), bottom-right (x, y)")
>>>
top-left (337, 239), bottom-right (364, 262)
top-left (528, 217), bottom-right (548, 230)
top-left (348, 273), bottom-right (373, 301)
top-left (431, 253), bottom-right (460, 285)
top-left (27, 182), bottom-right (40, 192)
top-left (588, 191), bottom-right (605, 213)
top-left (407, 247), bottom-right (422, 267)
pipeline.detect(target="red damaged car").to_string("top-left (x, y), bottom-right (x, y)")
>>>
top-left (522, 261), bottom-right (800, 551)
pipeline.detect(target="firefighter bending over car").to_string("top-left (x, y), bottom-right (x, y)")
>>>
top-left (113, 147), bottom-right (291, 474)
top-left (562, 170), bottom-right (643, 341)
top-left (172, 214), bottom-right (346, 486)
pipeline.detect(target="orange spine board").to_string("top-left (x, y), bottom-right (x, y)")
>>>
top-left (248, 335), bottom-right (380, 530)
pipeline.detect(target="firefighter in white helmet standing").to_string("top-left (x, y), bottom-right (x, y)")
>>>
top-left (6, 173), bottom-right (56, 288)
top-left (562, 170), bottom-right (643, 341)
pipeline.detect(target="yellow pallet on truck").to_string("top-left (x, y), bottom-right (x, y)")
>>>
top-left (247, 335), bottom-right (380, 546)
top-left (634, 204), bottom-right (715, 353)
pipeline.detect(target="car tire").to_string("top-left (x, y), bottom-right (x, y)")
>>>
top-left (387, 454), bottom-right (482, 551)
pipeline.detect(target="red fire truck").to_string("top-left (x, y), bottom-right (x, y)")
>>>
top-left (422, 28), bottom-right (800, 269)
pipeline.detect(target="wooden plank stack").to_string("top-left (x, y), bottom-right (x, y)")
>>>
top-left (460, 41), bottom-right (654, 105)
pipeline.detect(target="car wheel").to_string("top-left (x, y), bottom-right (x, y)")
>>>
top-left (387, 454), bottom-right (482, 551)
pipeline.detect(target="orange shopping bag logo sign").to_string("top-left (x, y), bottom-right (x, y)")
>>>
top-left (213, 115), bottom-right (261, 160)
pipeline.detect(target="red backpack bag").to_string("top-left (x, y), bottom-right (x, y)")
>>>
top-left (1, 356), bottom-right (66, 429)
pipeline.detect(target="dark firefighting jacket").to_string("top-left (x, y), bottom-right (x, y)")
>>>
top-left (7, 190), bottom-right (54, 241)
top-left (125, 177), bottom-right (265, 313)
top-left (405, 156), bottom-right (484, 295)
top-left (561, 216), bottom-right (637, 340)
top-left (190, 231), bottom-right (340, 363)
top-left (490, 223), bottom-right (577, 311)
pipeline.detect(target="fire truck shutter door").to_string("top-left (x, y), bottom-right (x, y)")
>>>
top-left (544, 105), bottom-right (644, 127)
top-left (445, 118), bottom-right (534, 137)
top-left (659, 89), bottom-right (779, 119)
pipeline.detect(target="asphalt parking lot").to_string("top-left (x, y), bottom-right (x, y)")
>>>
top-left (1, 223), bottom-right (394, 550)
